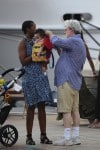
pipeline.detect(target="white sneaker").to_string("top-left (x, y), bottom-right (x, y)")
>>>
top-left (53, 137), bottom-right (73, 146)
top-left (72, 137), bottom-right (81, 145)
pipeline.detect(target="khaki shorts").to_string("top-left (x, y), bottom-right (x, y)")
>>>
top-left (57, 82), bottom-right (79, 113)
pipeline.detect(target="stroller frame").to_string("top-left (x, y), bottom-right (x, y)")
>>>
top-left (0, 67), bottom-right (24, 147)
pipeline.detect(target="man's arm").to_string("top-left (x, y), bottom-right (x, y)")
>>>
top-left (46, 30), bottom-right (71, 49)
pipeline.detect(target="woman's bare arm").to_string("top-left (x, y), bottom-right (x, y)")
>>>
top-left (18, 40), bottom-right (32, 66)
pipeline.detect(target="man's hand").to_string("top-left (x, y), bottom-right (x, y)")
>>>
top-left (45, 30), bottom-right (53, 37)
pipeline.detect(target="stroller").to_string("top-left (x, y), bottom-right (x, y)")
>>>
top-left (0, 67), bottom-right (24, 147)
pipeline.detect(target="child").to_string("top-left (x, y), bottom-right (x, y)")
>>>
top-left (32, 28), bottom-right (53, 75)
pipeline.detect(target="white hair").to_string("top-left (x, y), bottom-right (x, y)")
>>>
top-left (64, 19), bottom-right (82, 33)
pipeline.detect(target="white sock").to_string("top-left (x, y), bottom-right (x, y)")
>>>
top-left (64, 128), bottom-right (71, 140)
top-left (72, 126), bottom-right (79, 138)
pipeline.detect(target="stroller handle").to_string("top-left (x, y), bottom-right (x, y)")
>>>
top-left (0, 68), bottom-right (25, 96)
top-left (1, 68), bottom-right (24, 77)
top-left (16, 68), bottom-right (25, 79)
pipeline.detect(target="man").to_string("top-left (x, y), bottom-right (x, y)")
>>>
top-left (47, 19), bottom-right (86, 146)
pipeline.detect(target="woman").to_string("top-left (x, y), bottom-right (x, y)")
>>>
top-left (79, 32), bottom-right (97, 123)
top-left (89, 52), bottom-right (100, 128)
top-left (18, 20), bottom-right (52, 145)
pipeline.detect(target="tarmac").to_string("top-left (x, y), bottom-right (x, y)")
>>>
top-left (0, 106), bottom-right (100, 150)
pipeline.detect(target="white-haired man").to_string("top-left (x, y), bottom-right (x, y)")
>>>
top-left (47, 19), bottom-right (86, 146)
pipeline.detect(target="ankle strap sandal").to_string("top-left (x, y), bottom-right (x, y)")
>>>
top-left (26, 137), bottom-right (35, 145)
top-left (40, 133), bottom-right (52, 144)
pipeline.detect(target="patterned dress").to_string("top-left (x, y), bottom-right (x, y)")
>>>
top-left (22, 38), bottom-right (53, 107)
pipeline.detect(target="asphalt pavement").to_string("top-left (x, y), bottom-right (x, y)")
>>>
top-left (0, 107), bottom-right (100, 150)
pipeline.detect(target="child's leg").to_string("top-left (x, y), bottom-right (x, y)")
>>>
top-left (42, 62), bottom-right (48, 75)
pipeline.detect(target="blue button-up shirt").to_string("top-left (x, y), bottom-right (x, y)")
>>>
top-left (51, 34), bottom-right (86, 91)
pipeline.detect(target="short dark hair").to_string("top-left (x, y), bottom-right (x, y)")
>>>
top-left (22, 20), bottom-right (35, 34)
top-left (35, 28), bottom-right (46, 38)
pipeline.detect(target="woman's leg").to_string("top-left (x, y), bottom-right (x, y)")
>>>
top-left (37, 102), bottom-right (46, 134)
top-left (26, 105), bottom-right (35, 138)
top-left (37, 102), bottom-right (52, 144)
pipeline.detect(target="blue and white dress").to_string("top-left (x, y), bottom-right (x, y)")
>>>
top-left (22, 38), bottom-right (53, 107)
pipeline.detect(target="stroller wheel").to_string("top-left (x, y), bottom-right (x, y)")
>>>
top-left (0, 124), bottom-right (18, 147)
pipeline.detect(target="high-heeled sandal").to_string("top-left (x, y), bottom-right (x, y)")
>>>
top-left (40, 133), bottom-right (52, 144)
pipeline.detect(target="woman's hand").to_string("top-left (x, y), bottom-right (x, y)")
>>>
top-left (93, 71), bottom-right (97, 80)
